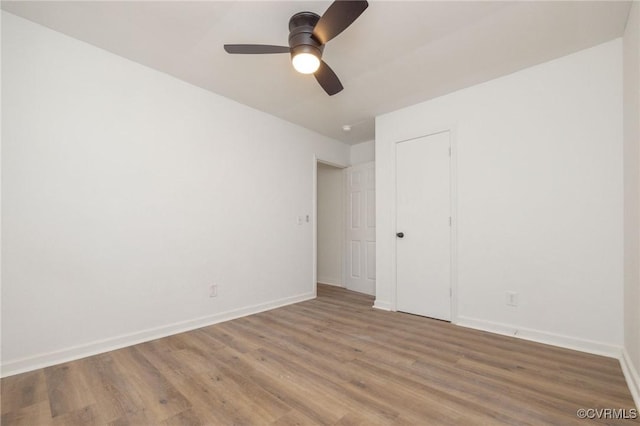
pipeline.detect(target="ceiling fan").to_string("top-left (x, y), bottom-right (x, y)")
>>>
top-left (223, 0), bottom-right (369, 96)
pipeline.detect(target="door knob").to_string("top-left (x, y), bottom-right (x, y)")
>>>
top-left (396, 232), bottom-right (404, 238)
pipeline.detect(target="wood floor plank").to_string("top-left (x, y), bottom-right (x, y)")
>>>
top-left (108, 346), bottom-right (191, 423)
top-left (221, 318), bottom-right (404, 423)
top-left (106, 407), bottom-right (157, 426)
top-left (79, 354), bottom-right (145, 423)
top-left (160, 408), bottom-right (203, 426)
top-left (271, 409), bottom-right (322, 426)
top-left (1, 400), bottom-right (52, 426)
top-left (248, 346), bottom-right (399, 424)
top-left (0, 370), bottom-right (48, 415)
top-left (51, 403), bottom-right (104, 426)
top-left (2, 284), bottom-right (637, 425)
top-left (44, 361), bottom-right (96, 418)
top-left (229, 349), bottom-right (350, 424)
top-left (153, 364), bottom-right (256, 425)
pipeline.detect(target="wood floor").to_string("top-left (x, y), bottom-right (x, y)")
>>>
top-left (2, 285), bottom-right (637, 425)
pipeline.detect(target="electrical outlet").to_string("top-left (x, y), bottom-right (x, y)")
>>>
top-left (209, 284), bottom-right (218, 298)
top-left (506, 291), bottom-right (518, 307)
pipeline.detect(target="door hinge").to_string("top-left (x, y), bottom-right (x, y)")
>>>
top-left (450, 288), bottom-right (452, 297)
top-left (449, 146), bottom-right (451, 156)
top-left (449, 216), bottom-right (452, 226)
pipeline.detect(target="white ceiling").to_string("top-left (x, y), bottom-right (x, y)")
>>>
top-left (1, 1), bottom-right (632, 144)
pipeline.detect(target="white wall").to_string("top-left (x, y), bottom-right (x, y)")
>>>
top-left (350, 140), bottom-right (375, 165)
top-left (1, 12), bottom-right (349, 376)
top-left (623, 0), bottom-right (640, 407)
top-left (317, 163), bottom-right (344, 286)
top-left (376, 39), bottom-right (623, 355)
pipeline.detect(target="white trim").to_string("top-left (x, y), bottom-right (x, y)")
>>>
top-left (448, 127), bottom-right (459, 323)
top-left (456, 316), bottom-right (516, 337)
top-left (621, 348), bottom-right (640, 410)
top-left (341, 167), bottom-right (346, 289)
top-left (345, 282), bottom-right (375, 296)
top-left (456, 315), bottom-right (622, 359)
top-left (314, 156), bottom-right (348, 296)
top-left (388, 134), bottom-right (398, 310)
top-left (312, 155), bottom-right (319, 296)
top-left (344, 161), bottom-right (375, 171)
top-left (317, 280), bottom-right (345, 288)
top-left (373, 300), bottom-right (392, 311)
top-left (1, 292), bottom-right (315, 378)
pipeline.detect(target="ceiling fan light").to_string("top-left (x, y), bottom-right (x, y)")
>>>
top-left (292, 52), bottom-right (320, 74)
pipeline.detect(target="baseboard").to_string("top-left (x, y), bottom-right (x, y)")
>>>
top-left (317, 280), bottom-right (344, 287)
top-left (621, 348), bottom-right (640, 410)
top-left (345, 283), bottom-right (375, 296)
top-left (1, 292), bottom-right (315, 378)
top-left (373, 299), bottom-right (392, 311)
top-left (456, 316), bottom-right (622, 359)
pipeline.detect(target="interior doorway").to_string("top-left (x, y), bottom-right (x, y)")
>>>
top-left (316, 162), bottom-right (345, 288)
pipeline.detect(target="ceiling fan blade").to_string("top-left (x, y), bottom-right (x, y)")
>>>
top-left (312, 0), bottom-right (368, 45)
top-left (224, 44), bottom-right (290, 54)
top-left (314, 60), bottom-right (343, 96)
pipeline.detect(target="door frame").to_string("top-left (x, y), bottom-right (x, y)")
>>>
top-left (312, 155), bottom-right (348, 296)
top-left (391, 127), bottom-right (459, 323)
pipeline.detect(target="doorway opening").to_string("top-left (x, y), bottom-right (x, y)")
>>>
top-left (316, 161), bottom-right (345, 289)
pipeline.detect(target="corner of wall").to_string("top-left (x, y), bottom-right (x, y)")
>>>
top-left (349, 140), bottom-right (375, 166)
top-left (621, 348), bottom-right (640, 409)
top-left (373, 300), bottom-right (392, 311)
top-left (623, 0), bottom-right (640, 409)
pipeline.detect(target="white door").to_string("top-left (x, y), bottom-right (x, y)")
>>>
top-left (345, 162), bottom-right (376, 295)
top-left (396, 132), bottom-right (451, 320)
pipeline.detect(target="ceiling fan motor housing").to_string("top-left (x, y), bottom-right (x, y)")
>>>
top-left (288, 12), bottom-right (324, 60)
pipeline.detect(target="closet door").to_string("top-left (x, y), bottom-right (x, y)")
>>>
top-left (396, 132), bottom-right (451, 320)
